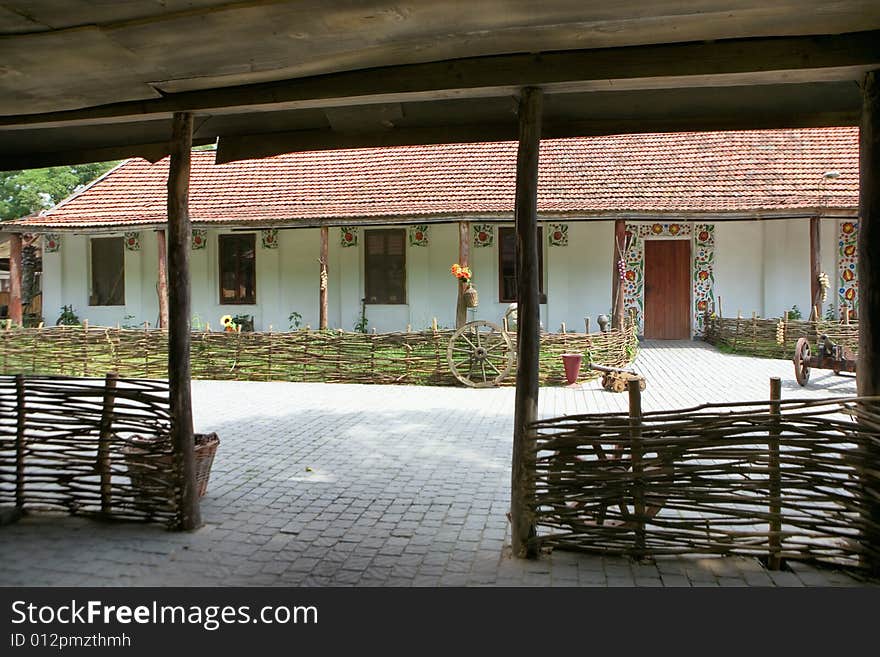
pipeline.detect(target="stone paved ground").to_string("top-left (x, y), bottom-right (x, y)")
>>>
top-left (1, 340), bottom-right (875, 587)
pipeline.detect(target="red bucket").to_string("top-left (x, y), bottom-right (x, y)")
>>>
top-left (561, 353), bottom-right (583, 385)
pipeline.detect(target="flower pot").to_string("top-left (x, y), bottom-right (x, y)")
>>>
top-left (561, 353), bottom-right (583, 386)
top-left (463, 285), bottom-right (479, 308)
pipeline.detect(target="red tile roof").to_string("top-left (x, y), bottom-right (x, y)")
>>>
top-left (12, 127), bottom-right (859, 229)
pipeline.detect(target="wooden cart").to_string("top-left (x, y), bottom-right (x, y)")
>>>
top-left (793, 334), bottom-right (857, 386)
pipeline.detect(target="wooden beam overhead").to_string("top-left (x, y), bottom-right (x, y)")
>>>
top-left (3, 30), bottom-right (878, 130)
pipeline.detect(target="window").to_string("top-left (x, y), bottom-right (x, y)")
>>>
top-left (219, 234), bottom-right (256, 304)
top-left (365, 229), bottom-right (406, 304)
top-left (498, 226), bottom-right (545, 303)
top-left (89, 237), bottom-right (125, 306)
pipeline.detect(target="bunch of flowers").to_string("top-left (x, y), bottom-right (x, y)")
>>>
top-left (450, 263), bottom-right (473, 284)
top-left (220, 314), bottom-right (239, 332)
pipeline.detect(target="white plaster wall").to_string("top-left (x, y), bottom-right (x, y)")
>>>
top-left (713, 221), bottom-right (764, 319)
top-left (47, 218), bottom-right (842, 333)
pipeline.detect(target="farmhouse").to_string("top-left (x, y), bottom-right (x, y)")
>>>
top-left (6, 127), bottom-right (859, 337)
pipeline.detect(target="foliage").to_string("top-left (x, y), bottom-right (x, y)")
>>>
top-left (232, 314), bottom-right (254, 332)
top-left (1, 162), bottom-right (119, 221)
top-left (191, 314), bottom-right (205, 331)
top-left (354, 298), bottom-right (369, 334)
top-left (788, 305), bottom-right (802, 321)
top-left (288, 311), bottom-right (303, 331)
top-left (824, 305), bottom-right (836, 321)
top-left (121, 314), bottom-right (140, 329)
top-left (55, 305), bottom-right (80, 326)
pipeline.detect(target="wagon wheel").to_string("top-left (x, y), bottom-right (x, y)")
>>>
top-left (793, 337), bottom-right (811, 386)
top-left (550, 442), bottom-right (674, 532)
top-left (447, 320), bottom-right (514, 388)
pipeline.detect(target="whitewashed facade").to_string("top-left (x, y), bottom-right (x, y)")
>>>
top-left (39, 215), bottom-right (856, 335)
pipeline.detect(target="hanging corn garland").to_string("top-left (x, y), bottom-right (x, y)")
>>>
top-left (818, 271), bottom-right (830, 304)
top-left (775, 318), bottom-right (785, 345)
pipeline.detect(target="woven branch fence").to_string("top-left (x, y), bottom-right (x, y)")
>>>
top-left (704, 315), bottom-right (858, 359)
top-left (530, 386), bottom-right (880, 569)
top-left (0, 325), bottom-right (637, 386)
top-left (0, 374), bottom-right (180, 526)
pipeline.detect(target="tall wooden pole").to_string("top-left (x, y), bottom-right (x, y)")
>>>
top-left (809, 216), bottom-right (822, 319)
top-left (156, 229), bottom-right (169, 329)
top-left (455, 221), bottom-right (470, 328)
top-left (511, 86), bottom-right (542, 558)
top-left (167, 111), bottom-right (200, 530)
top-left (612, 219), bottom-right (626, 330)
top-left (319, 226), bottom-right (329, 330)
top-left (858, 69), bottom-right (880, 575)
top-left (8, 233), bottom-right (22, 326)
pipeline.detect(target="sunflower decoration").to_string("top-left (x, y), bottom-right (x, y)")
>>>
top-left (221, 314), bottom-right (239, 333)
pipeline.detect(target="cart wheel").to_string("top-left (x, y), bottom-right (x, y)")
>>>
top-left (447, 320), bottom-right (514, 388)
top-left (549, 442), bottom-right (673, 532)
top-left (793, 337), bottom-right (811, 386)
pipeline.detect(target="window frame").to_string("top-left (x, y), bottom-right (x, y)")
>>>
top-left (497, 226), bottom-right (546, 304)
top-left (218, 233), bottom-right (257, 305)
top-left (88, 236), bottom-right (125, 307)
top-left (364, 228), bottom-right (407, 305)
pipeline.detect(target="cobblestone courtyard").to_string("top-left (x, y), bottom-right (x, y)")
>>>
top-left (1, 341), bottom-right (873, 587)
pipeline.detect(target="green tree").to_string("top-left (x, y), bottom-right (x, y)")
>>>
top-left (0, 162), bottom-right (119, 221)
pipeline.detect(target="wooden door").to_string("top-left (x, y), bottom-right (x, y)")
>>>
top-left (644, 239), bottom-right (691, 339)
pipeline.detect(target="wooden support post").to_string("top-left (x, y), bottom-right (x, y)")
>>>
top-left (319, 226), bottom-right (329, 330)
top-left (455, 221), bottom-right (470, 329)
top-left (15, 374), bottom-right (25, 509)
top-left (768, 376), bottom-right (782, 570)
top-left (8, 233), bottom-right (22, 326)
top-left (511, 86), bottom-right (542, 558)
top-left (98, 372), bottom-right (117, 516)
top-left (156, 229), bottom-right (170, 330)
top-left (858, 69), bottom-right (880, 574)
top-left (167, 111), bottom-right (200, 531)
top-left (809, 216), bottom-right (822, 319)
top-left (628, 377), bottom-right (646, 558)
top-left (612, 219), bottom-right (626, 330)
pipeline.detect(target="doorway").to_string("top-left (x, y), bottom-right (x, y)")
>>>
top-left (643, 239), bottom-right (691, 339)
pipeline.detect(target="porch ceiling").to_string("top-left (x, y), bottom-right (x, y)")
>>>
top-left (1, 1), bottom-right (879, 169)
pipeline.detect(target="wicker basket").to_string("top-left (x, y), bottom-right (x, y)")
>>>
top-left (123, 432), bottom-right (220, 498)
top-left (463, 285), bottom-right (479, 308)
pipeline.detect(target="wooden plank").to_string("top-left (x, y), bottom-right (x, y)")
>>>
top-left (156, 229), bottom-right (169, 329)
top-left (167, 111), bottom-right (200, 531)
top-left (612, 219), bottom-right (626, 330)
top-left (858, 69), bottom-right (880, 575)
top-left (809, 216), bottom-right (822, 317)
top-left (319, 226), bottom-right (329, 330)
top-left (456, 221), bottom-right (470, 329)
top-left (8, 233), bottom-right (22, 326)
top-left (15, 373), bottom-right (25, 509)
top-left (511, 86), bottom-right (542, 559)
top-left (629, 378), bottom-right (646, 557)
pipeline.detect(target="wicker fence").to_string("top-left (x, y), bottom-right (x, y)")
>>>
top-left (0, 325), bottom-right (637, 386)
top-left (704, 315), bottom-right (858, 359)
top-left (0, 374), bottom-right (179, 526)
top-left (531, 387), bottom-right (880, 568)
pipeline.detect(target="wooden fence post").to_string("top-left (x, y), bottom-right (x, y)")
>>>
top-left (98, 372), bottom-right (118, 516)
top-left (768, 376), bottom-right (783, 570)
top-left (15, 374), bottom-right (26, 509)
top-left (628, 377), bottom-right (646, 558)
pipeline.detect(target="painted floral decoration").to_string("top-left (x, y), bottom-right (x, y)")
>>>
top-left (124, 231), bottom-right (141, 251)
top-left (43, 233), bottom-right (61, 253)
top-left (472, 224), bottom-right (494, 248)
top-left (261, 228), bottom-right (279, 249)
top-left (409, 225), bottom-right (430, 247)
top-left (340, 226), bottom-right (359, 247)
top-left (192, 229), bottom-right (207, 250)
top-left (547, 223), bottom-right (568, 247)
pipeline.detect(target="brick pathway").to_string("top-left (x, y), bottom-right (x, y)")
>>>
top-left (1, 340), bottom-right (874, 587)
